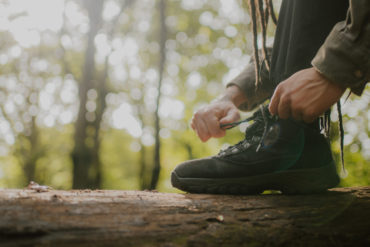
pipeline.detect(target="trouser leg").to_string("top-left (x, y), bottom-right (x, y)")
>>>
top-left (270, 0), bottom-right (348, 86)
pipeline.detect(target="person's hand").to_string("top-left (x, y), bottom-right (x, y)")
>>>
top-left (191, 86), bottom-right (245, 142)
top-left (269, 68), bottom-right (346, 123)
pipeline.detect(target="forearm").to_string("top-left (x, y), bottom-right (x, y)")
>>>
top-left (217, 85), bottom-right (248, 109)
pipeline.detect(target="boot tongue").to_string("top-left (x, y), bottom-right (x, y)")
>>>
top-left (244, 106), bottom-right (270, 138)
top-left (244, 118), bottom-right (264, 137)
top-left (217, 115), bottom-right (266, 157)
top-left (218, 105), bottom-right (272, 157)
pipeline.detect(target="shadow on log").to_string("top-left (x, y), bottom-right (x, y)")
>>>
top-left (0, 187), bottom-right (369, 246)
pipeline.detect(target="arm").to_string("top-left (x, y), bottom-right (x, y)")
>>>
top-left (191, 50), bottom-right (273, 142)
top-left (270, 0), bottom-right (369, 122)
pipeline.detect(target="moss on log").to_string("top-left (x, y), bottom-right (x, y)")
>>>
top-left (0, 187), bottom-right (369, 246)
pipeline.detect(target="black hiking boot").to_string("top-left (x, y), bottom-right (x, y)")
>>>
top-left (171, 106), bottom-right (339, 195)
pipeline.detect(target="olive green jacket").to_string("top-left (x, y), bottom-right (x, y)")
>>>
top-left (228, 0), bottom-right (369, 111)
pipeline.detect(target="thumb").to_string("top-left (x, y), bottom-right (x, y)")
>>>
top-left (219, 108), bottom-right (240, 125)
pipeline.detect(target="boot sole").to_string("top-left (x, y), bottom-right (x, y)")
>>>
top-left (171, 162), bottom-right (340, 195)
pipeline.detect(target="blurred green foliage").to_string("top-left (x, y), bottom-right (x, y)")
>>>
top-left (0, 0), bottom-right (368, 191)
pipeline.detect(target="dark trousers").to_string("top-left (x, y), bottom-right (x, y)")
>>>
top-left (270, 0), bottom-right (349, 86)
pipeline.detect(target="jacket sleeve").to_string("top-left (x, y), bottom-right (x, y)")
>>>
top-left (312, 0), bottom-right (370, 95)
top-left (226, 49), bottom-right (274, 111)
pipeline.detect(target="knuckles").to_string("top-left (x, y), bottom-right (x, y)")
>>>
top-left (192, 101), bottom-right (236, 141)
top-left (193, 111), bottom-right (201, 120)
top-left (280, 95), bottom-right (291, 106)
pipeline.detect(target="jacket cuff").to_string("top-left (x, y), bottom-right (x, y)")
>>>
top-left (312, 22), bottom-right (369, 96)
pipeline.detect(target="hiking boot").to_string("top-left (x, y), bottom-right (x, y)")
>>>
top-left (171, 106), bottom-right (339, 194)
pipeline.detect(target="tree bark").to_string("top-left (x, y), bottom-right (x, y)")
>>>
top-left (0, 187), bottom-right (369, 247)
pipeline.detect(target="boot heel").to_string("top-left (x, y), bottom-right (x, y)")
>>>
top-left (280, 162), bottom-right (339, 194)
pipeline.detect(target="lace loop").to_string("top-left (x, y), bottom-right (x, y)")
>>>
top-left (218, 105), bottom-right (271, 156)
top-left (220, 110), bottom-right (260, 130)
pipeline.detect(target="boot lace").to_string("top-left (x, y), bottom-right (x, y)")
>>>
top-left (218, 105), bottom-right (276, 157)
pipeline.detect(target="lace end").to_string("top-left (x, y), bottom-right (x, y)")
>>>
top-left (255, 105), bottom-right (268, 152)
top-left (255, 143), bottom-right (262, 152)
top-left (336, 101), bottom-right (346, 179)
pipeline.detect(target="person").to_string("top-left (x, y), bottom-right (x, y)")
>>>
top-left (171, 0), bottom-right (369, 194)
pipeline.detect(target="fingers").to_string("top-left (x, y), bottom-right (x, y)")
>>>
top-left (269, 85), bottom-right (281, 116)
top-left (291, 107), bottom-right (303, 122)
top-left (191, 102), bottom-right (238, 141)
top-left (192, 112), bottom-right (225, 142)
top-left (192, 117), bottom-right (211, 142)
top-left (270, 84), bottom-right (291, 119)
top-left (269, 68), bottom-right (346, 123)
top-left (270, 88), bottom-right (319, 123)
top-left (269, 83), bottom-right (293, 120)
top-left (270, 83), bottom-right (319, 122)
top-left (277, 94), bottom-right (291, 119)
top-left (219, 109), bottom-right (240, 125)
top-left (207, 117), bottom-right (226, 138)
top-left (290, 99), bottom-right (316, 123)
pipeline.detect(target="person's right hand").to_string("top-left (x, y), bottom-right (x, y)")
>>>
top-left (191, 98), bottom-right (241, 142)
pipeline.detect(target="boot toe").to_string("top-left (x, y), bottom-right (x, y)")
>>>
top-left (172, 157), bottom-right (219, 179)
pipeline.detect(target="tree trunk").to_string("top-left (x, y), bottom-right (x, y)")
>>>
top-left (137, 103), bottom-right (150, 190)
top-left (0, 187), bottom-right (369, 247)
top-left (139, 142), bottom-right (149, 190)
top-left (22, 116), bottom-right (39, 183)
top-left (72, 1), bottom-right (103, 189)
top-left (71, 0), bottom-right (133, 189)
top-left (151, 0), bottom-right (167, 190)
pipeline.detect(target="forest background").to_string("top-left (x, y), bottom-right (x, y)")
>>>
top-left (0, 0), bottom-right (368, 192)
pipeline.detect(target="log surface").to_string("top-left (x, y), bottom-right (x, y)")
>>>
top-left (0, 187), bottom-right (369, 247)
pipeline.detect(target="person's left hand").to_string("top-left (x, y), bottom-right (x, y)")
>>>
top-left (269, 67), bottom-right (346, 123)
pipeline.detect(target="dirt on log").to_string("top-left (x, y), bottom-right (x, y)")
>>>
top-left (0, 187), bottom-right (369, 247)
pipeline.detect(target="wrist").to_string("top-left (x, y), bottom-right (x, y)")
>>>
top-left (313, 67), bottom-right (346, 92)
top-left (218, 85), bottom-right (247, 108)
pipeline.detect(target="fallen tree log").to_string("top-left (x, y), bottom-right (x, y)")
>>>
top-left (0, 187), bottom-right (369, 247)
